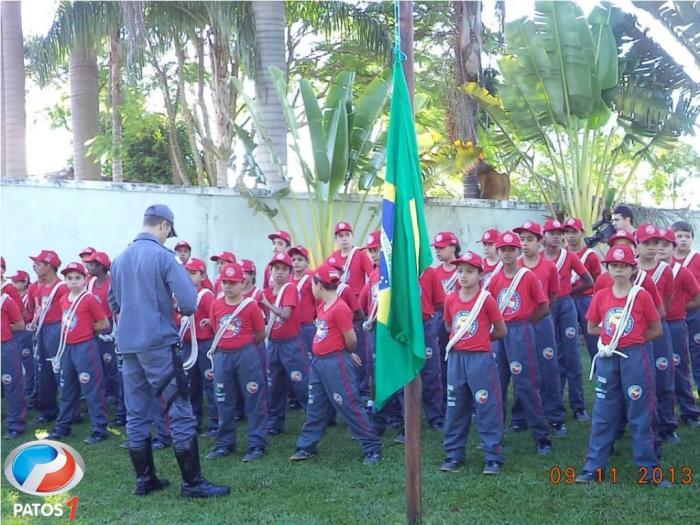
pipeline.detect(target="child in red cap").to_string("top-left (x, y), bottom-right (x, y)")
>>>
top-left (1, 290), bottom-right (26, 438)
top-left (288, 246), bottom-right (316, 356)
top-left (47, 262), bottom-right (110, 444)
top-left (261, 253), bottom-right (310, 436)
top-left (181, 258), bottom-right (218, 437)
top-left (657, 228), bottom-right (700, 427)
top-left (289, 265), bottom-right (382, 465)
top-left (487, 232), bottom-right (553, 455)
top-left (577, 245), bottom-right (667, 485)
top-left (264, 230), bottom-right (293, 289)
top-left (206, 263), bottom-right (267, 462)
top-left (442, 251), bottom-right (506, 474)
top-left (479, 229), bottom-right (501, 285)
top-left (27, 249), bottom-right (68, 424)
top-left (564, 218), bottom-right (603, 361)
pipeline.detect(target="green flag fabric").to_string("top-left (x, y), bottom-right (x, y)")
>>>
top-left (374, 57), bottom-right (433, 409)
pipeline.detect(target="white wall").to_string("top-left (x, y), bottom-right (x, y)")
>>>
top-left (2, 179), bottom-right (698, 280)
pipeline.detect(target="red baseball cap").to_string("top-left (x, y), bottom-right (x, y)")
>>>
top-left (479, 229), bottom-right (500, 244)
top-left (603, 245), bottom-right (637, 266)
top-left (365, 231), bottom-right (381, 249)
top-left (543, 218), bottom-right (565, 233)
top-left (607, 230), bottom-right (637, 247)
top-left (325, 256), bottom-right (344, 271)
top-left (84, 251), bottom-right (111, 269)
top-left (513, 220), bottom-right (543, 238)
top-left (210, 251), bottom-right (237, 264)
top-left (268, 230), bottom-right (292, 245)
top-left (496, 231), bottom-right (522, 249)
top-left (431, 231), bottom-right (459, 248)
top-left (288, 246), bottom-right (310, 260)
top-left (240, 259), bottom-right (257, 274)
top-left (636, 223), bottom-right (662, 243)
top-left (334, 222), bottom-right (353, 235)
top-left (30, 250), bottom-right (61, 268)
top-left (10, 270), bottom-right (30, 282)
top-left (79, 246), bottom-right (96, 257)
top-left (658, 227), bottom-right (676, 246)
top-left (315, 264), bottom-right (342, 285)
top-left (174, 241), bottom-right (192, 251)
top-left (218, 262), bottom-right (244, 283)
top-left (453, 251), bottom-right (483, 271)
top-left (60, 261), bottom-right (87, 277)
top-left (564, 217), bottom-right (584, 232)
top-left (269, 252), bottom-right (293, 269)
top-left (184, 257), bottom-right (207, 274)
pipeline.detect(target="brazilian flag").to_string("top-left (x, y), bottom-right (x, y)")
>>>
top-left (374, 56), bottom-right (433, 409)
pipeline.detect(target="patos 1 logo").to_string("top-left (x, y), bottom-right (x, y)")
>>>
top-left (4, 440), bottom-right (84, 520)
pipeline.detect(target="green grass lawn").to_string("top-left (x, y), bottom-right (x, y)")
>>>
top-left (2, 348), bottom-right (699, 524)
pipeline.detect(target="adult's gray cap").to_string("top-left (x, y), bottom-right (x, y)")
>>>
top-left (144, 204), bottom-right (177, 238)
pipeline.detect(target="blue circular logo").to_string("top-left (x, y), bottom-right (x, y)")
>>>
top-left (497, 289), bottom-right (521, 315)
top-left (453, 310), bottom-right (479, 340)
top-left (219, 314), bottom-right (241, 339)
top-left (603, 307), bottom-right (634, 338)
top-left (3, 440), bottom-right (85, 496)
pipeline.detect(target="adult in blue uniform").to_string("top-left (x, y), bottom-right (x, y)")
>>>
top-left (110, 204), bottom-right (229, 498)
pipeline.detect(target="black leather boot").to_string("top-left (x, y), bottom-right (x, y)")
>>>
top-left (174, 437), bottom-right (230, 498)
top-left (129, 437), bottom-right (171, 496)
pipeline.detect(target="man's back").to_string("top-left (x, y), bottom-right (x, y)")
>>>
top-left (110, 232), bottom-right (196, 353)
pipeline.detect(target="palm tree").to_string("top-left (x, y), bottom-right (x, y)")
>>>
top-left (252, 1), bottom-right (287, 192)
top-left (1, 1), bottom-right (27, 179)
top-left (31, 1), bottom-right (120, 181)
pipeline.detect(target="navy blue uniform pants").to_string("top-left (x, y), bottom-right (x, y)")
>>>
top-left (2, 335), bottom-right (26, 433)
top-left (54, 339), bottom-right (108, 436)
top-left (493, 320), bottom-right (550, 442)
top-left (267, 336), bottom-right (310, 432)
top-left (213, 344), bottom-right (268, 450)
top-left (584, 344), bottom-right (659, 476)
top-left (35, 321), bottom-right (61, 419)
top-left (553, 296), bottom-right (586, 413)
top-left (651, 321), bottom-right (677, 434)
top-left (444, 351), bottom-right (504, 464)
top-left (297, 352), bottom-right (381, 456)
top-left (574, 295), bottom-right (598, 361)
top-left (668, 320), bottom-right (700, 419)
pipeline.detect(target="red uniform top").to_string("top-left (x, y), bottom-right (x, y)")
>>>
top-left (675, 251), bottom-right (700, 283)
top-left (587, 287), bottom-right (660, 348)
top-left (2, 283), bottom-right (23, 318)
top-left (263, 283), bottom-right (300, 339)
top-left (545, 249), bottom-right (589, 297)
top-left (290, 271), bottom-right (315, 325)
top-left (87, 275), bottom-right (113, 319)
top-left (313, 299), bottom-right (354, 356)
top-left (202, 276), bottom-right (214, 292)
top-left (572, 247), bottom-right (602, 297)
top-left (644, 262), bottom-right (674, 313)
top-left (359, 268), bottom-right (380, 317)
top-left (19, 292), bottom-right (33, 323)
top-left (182, 288), bottom-right (215, 342)
top-left (420, 267), bottom-right (445, 320)
top-left (59, 293), bottom-right (107, 344)
top-left (330, 248), bottom-right (374, 298)
top-left (337, 284), bottom-right (361, 313)
top-left (24, 282), bottom-right (38, 321)
top-left (444, 290), bottom-right (503, 352)
top-left (518, 255), bottom-right (559, 299)
top-left (482, 258), bottom-right (500, 276)
top-left (214, 279), bottom-right (224, 298)
top-left (1, 295), bottom-right (22, 342)
top-left (30, 280), bottom-right (69, 325)
top-left (434, 264), bottom-right (458, 296)
top-left (244, 287), bottom-right (264, 302)
top-left (487, 269), bottom-right (548, 322)
top-left (594, 272), bottom-right (662, 308)
top-left (209, 297), bottom-right (265, 350)
top-left (263, 265), bottom-right (273, 290)
top-left (668, 265), bottom-right (700, 321)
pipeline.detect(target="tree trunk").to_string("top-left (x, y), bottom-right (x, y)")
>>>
top-left (1, 1), bottom-right (27, 179)
top-left (109, 28), bottom-right (124, 182)
top-left (70, 45), bottom-right (101, 180)
top-left (452, 1), bottom-right (482, 199)
top-left (252, 0), bottom-right (287, 191)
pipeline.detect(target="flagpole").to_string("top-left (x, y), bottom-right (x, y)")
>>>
top-left (399, 2), bottom-right (422, 524)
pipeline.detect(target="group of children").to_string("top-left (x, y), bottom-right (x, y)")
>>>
top-left (2, 216), bottom-right (699, 484)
